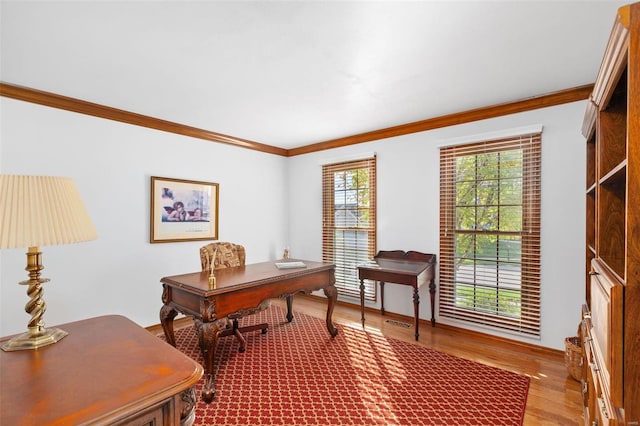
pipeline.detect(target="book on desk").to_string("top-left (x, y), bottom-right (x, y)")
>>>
top-left (275, 261), bottom-right (307, 269)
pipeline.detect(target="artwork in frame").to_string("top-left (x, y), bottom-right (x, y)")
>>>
top-left (150, 176), bottom-right (219, 243)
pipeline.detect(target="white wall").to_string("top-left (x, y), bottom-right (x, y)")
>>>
top-left (1, 97), bottom-right (587, 351)
top-left (287, 101), bottom-right (587, 350)
top-left (0, 97), bottom-right (289, 335)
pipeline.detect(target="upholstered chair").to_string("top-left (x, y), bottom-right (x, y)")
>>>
top-left (199, 242), bottom-right (269, 352)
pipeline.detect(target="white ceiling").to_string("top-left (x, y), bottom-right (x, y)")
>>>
top-left (0, 1), bottom-right (628, 149)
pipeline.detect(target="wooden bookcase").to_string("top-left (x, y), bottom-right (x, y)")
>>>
top-left (581, 3), bottom-right (639, 425)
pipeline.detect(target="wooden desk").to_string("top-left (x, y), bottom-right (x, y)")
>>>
top-left (358, 250), bottom-right (437, 341)
top-left (160, 259), bottom-right (338, 403)
top-left (0, 315), bottom-right (203, 426)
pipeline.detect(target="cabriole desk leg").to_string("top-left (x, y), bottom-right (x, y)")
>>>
top-left (323, 285), bottom-right (339, 337)
top-left (160, 304), bottom-right (178, 346)
top-left (193, 319), bottom-right (222, 403)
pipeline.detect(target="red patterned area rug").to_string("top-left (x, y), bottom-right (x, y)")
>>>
top-left (161, 306), bottom-right (529, 426)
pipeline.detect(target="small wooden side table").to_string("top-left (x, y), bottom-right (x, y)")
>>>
top-left (1, 315), bottom-right (203, 426)
top-left (358, 250), bottom-right (437, 340)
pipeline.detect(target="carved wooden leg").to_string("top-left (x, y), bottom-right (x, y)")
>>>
top-left (359, 278), bottom-right (365, 327)
top-left (160, 304), bottom-right (178, 347)
top-left (286, 295), bottom-right (294, 323)
top-left (413, 287), bottom-right (420, 341)
top-left (429, 279), bottom-right (436, 327)
top-left (194, 319), bottom-right (221, 403)
top-left (179, 387), bottom-right (197, 426)
top-left (380, 281), bottom-right (386, 316)
top-left (323, 285), bottom-right (339, 337)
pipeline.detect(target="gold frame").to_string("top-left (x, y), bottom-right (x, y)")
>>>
top-left (150, 176), bottom-right (219, 243)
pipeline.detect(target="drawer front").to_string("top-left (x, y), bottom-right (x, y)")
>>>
top-left (112, 398), bottom-right (173, 426)
top-left (589, 262), bottom-right (624, 407)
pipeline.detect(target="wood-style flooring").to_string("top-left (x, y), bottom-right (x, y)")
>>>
top-left (276, 295), bottom-right (583, 426)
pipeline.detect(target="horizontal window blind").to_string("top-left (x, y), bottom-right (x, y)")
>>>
top-left (439, 133), bottom-right (541, 336)
top-left (322, 157), bottom-right (377, 300)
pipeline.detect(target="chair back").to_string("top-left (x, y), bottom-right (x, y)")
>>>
top-left (200, 242), bottom-right (246, 271)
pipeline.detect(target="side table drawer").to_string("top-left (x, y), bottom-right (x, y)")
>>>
top-left (112, 397), bottom-right (172, 426)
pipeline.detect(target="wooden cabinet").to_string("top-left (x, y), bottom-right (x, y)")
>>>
top-left (581, 2), bottom-right (640, 424)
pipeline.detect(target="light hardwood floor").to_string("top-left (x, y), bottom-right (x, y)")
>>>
top-left (277, 295), bottom-right (584, 426)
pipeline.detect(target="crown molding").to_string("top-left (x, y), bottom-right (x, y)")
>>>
top-left (0, 82), bottom-right (287, 156)
top-left (287, 84), bottom-right (594, 156)
top-left (1, 82), bottom-right (592, 157)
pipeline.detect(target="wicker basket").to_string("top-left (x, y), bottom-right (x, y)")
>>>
top-left (564, 336), bottom-right (582, 382)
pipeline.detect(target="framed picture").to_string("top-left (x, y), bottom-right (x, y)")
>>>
top-left (150, 176), bottom-right (219, 243)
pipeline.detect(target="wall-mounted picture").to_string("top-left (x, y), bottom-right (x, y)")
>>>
top-left (150, 176), bottom-right (219, 243)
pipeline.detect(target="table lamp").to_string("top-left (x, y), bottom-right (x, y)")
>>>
top-left (0, 175), bottom-right (97, 351)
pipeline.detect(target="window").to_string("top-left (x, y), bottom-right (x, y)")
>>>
top-left (322, 157), bottom-right (377, 300)
top-left (439, 134), bottom-right (541, 336)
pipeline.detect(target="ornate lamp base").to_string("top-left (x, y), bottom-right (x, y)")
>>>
top-left (1, 327), bottom-right (68, 352)
top-left (1, 246), bottom-right (69, 352)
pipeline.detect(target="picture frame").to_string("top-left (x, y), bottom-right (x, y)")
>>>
top-left (150, 176), bottom-right (219, 243)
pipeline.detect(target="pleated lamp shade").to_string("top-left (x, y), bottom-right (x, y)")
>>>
top-left (0, 175), bottom-right (97, 249)
top-left (1, 175), bottom-right (97, 351)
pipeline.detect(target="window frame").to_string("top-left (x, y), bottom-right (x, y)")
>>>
top-left (322, 156), bottom-right (377, 300)
top-left (439, 134), bottom-right (541, 336)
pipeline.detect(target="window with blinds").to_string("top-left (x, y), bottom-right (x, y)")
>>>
top-left (322, 157), bottom-right (377, 300)
top-left (439, 134), bottom-right (541, 336)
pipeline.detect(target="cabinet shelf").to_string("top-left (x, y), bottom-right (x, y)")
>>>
top-left (599, 159), bottom-right (626, 187)
top-left (598, 72), bottom-right (627, 181)
top-left (580, 3), bottom-right (639, 424)
top-left (597, 181), bottom-right (626, 280)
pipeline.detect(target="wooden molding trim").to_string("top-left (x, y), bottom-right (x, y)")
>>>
top-left (0, 82), bottom-right (288, 156)
top-left (288, 84), bottom-right (594, 156)
top-left (146, 316), bottom-right (193, 336)
top-left (146, 294), bottom-right (563, 357)
top-left (582, 6), bottom-right (630, 138)
top-left (1, 81), bottom-right (592, 158)
top-left (298, 293), bottom-right (564, 357)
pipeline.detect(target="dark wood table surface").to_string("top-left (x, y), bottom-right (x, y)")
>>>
top-left (160, 258), bottom-right (338, 403)
top-left (0, 315), bottom-right (203, 426)
top-left (357, 250), bottom-right (437, 340)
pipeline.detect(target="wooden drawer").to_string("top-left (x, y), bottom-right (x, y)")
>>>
top-left (582, 260), bottom-right (624, 425)
top-left (112, 398), bottom-right (172, 426)
top-left (583, 311), bottom-right (618, 426)
top-left (589, 261), bottom-right (623, 406)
